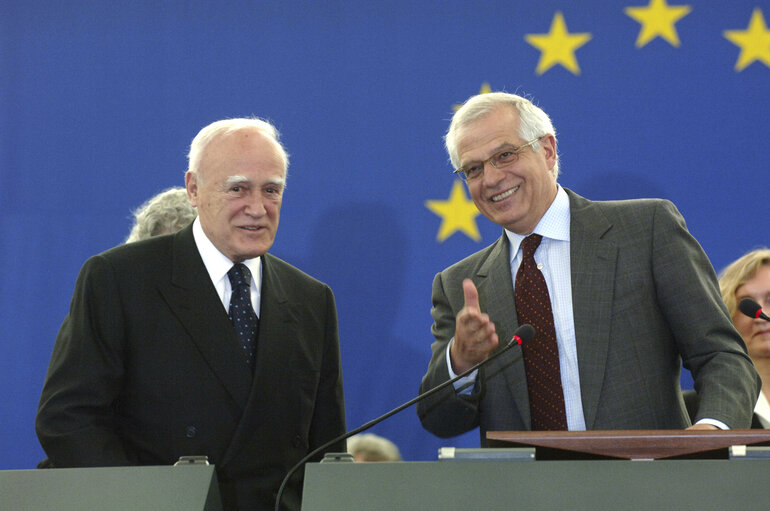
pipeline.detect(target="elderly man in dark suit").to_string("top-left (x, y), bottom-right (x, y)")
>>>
top-left (36, 118), bottom-right (346, 511)
top-left (417, 92), bottom-right (759, 440)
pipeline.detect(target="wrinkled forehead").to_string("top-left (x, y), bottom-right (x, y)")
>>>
top-left (455, 107), bottom-right (521, 159)
top-left (200, 129), bottom-right (286, 175)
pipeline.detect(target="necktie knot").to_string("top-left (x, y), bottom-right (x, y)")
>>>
top-left (228, 263), bottom-right (252, 290)
top-left (521, 234), bottom-right (543, 259)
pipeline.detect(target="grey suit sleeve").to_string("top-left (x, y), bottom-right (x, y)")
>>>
top-left (416, 272), bottom-right (481, 438)
top-left (652, 200), bottom-right (760, 428)
top-left (35, 255), bottom-right (133, 466)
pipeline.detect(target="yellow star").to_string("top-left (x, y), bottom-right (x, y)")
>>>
top-left (724, 8), bottom-right (770, 71)
top-left (453, 82), bottom-right (492, 112)
top-left (525, 12), bottom-right (592, 76)
top-left (624, 0), bottom-right (692, 48)
top-left (425, 180), bottom-right (481, 242)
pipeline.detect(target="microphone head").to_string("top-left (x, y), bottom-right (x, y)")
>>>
top-left (739, 297), bottom-right (763, 319)
top-left (512, 324), bottom-right (536, 346)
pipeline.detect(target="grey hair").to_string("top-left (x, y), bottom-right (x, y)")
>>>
top-left (445, 92), bottom-right (559, 179)
top-left (125, 187), bottom-right (197, 243)
top-left (186, 117), bottom-right (290, 184)
top-left (346, 433), bottom-right (402, 462)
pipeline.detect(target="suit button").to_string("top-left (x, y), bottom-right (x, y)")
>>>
top-left (185, 426), bottom-right (197, 438)
top-left (293, 435), bottom-right (301, 447)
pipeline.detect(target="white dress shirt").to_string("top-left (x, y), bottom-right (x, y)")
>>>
top-left (192, 217), bottom-right (261, 317)
top-left (755, 390), bottom-right (770, 428)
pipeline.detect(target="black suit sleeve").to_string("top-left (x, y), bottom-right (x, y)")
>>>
top-left (36, 254), bottom-right (133, 466)
top-left (307, 284), bottom-right (346, 458)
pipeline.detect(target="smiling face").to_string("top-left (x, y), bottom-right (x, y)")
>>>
top-left (455, 106), bottom-right (558, 235)
top-left (733, 264), bottom-right (770, 361)
top-left (186, 128), bottom-right (285, 262)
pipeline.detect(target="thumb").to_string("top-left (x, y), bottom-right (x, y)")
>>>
top-left (462, 279), bottom-right (480, 312)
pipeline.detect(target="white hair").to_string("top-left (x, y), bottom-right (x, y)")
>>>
top-left (186, 117), bottom-right (290, 183)
top-left (445, 92), bottom-right (559, 178)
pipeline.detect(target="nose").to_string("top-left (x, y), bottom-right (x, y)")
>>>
top-left (481, 160), bottom-right (505, 186)
top-left (244, 193), bottom-right (266, 217)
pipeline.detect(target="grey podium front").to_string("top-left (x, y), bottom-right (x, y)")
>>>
top-left (302, 459), bottom-right (769, 510)
top-left (0, 465), bottom-right (222, 511)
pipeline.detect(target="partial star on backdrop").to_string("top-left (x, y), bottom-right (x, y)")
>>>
top-left (624, 0), bottom-right (692, 48)
top-left (525, 11), bottom-right (592, 75)
top-left (723, 8), bottom-right (770, 71)
top-left (425, 180), bottom-right (481, 242)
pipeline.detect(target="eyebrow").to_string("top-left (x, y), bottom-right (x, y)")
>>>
top-left (224, 175), bottom-right (248, 186)
top-left (224, 175), bottom-right (285, 187)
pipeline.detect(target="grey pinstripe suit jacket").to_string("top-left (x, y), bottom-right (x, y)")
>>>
top-left (417, 189), bottom-right (759, 441)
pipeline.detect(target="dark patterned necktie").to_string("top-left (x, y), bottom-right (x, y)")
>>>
top-left (515, 234), bottom-right (568, 430)
top-left (227, 263), bottom-right (258, 370)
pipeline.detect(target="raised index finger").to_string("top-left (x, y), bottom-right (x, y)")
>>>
top-left (462, 278), bottom-right (480, 312)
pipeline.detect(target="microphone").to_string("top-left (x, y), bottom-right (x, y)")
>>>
top-left (274, 323), bottom-right (536, 511)
top-left (738, 297), bottom-right (770, 321)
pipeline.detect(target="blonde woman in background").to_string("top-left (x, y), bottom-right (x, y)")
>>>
top-left (719, 248), bottom-right (770, 428)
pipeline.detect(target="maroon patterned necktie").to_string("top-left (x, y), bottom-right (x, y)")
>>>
top-left (514, 234), bottom-right (567, 430)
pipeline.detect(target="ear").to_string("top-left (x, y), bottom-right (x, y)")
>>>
top-left (185, 171), bottom-right (199, 207)
top-left (541, 134), bottom-right (557, 170)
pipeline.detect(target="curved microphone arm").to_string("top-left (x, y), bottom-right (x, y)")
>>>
top-left (273, 323), bottom-right (535, 511)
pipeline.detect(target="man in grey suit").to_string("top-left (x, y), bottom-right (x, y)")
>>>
top-left (36, 118), bottom-right (346, 511)
top-left (417, 92), bottom-right (759, 440)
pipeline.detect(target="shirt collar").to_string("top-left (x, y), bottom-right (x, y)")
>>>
top-left (192, 217), bottom-right (262, 287)
top-left (505, 185), bottom-right (571, 259)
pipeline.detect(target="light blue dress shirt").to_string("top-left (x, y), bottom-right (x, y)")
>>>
top-left (447, 186), bottom-right (726, 430)
top-left (448, 186), bottom-right (586, 430)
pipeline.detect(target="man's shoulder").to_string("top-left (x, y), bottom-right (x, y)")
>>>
top-left (565, 188), bottom-right (672, 211)
top-left (263, 253), bottom-right (330, 290)
top-left (566, 188), bottom-right (675, 216)
top-left (96, 232), bottom-right (176, 266)
top-left (77, 232), bottom-right (181, 283)
top-left (566, 188), bottom-right (683, 235)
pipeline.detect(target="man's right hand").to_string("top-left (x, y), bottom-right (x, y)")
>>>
top-left (449, 278), bottom-right (499, 374)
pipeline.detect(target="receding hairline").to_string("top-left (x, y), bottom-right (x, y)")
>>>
top-left (187, 117), bottom-right (290, 180)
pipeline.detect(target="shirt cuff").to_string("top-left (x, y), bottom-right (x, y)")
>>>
top-left (696, 418), bottom-right (729, 430)
top-left (446, 338), bottom-right (477, 395)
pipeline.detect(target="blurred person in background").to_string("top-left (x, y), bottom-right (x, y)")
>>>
top-left (125, 186), bottom-right (197, 243)
top-left (718, 248), bottom-right (770, 428)
top-left (347, 433), bottom-right (401, 462)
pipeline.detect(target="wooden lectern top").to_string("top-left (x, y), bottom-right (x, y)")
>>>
top-left (486, 429), bottom-right (770, 460)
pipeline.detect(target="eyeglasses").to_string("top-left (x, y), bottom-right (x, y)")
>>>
top-left (453, 135), bottom-right (545, 182)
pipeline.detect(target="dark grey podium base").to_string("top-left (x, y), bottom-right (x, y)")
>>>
top-left (0, 465), bottom-right (221, 511)
top-left (302, 459), bottom-right (769, 510)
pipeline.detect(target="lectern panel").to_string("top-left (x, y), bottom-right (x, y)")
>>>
top-left (302, 460), bottom-right (769, 510)
top-left (0, 465), bottom-right (222, 511)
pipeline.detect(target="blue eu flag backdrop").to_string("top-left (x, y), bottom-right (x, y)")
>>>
top-left (1, 0), bottom-right (768, 467)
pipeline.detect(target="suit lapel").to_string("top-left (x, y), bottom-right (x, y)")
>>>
top-left (477, 234), bottom-right (531, 428)
top-left (220, 253), bottom-right (297, 466)
top-left (566, 189), bottom-right (617, 430)
top-left (252, 253), bottom-right (292, 372)
top-left (158, 225), bottom-right (253, 410)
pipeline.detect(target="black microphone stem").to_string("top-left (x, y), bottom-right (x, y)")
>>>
top-left (274, 326), bottom-right (531, 511)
